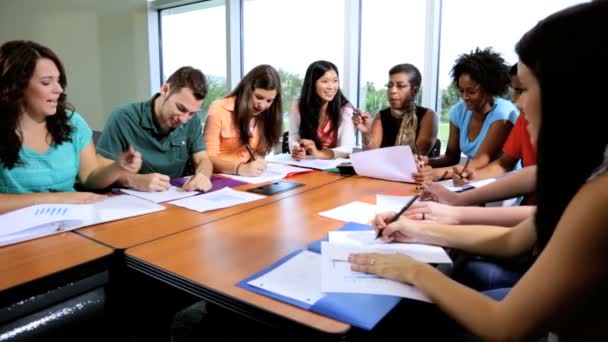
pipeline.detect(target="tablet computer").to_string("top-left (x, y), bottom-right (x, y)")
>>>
top-left (246, 181), bottom-right (304, 195)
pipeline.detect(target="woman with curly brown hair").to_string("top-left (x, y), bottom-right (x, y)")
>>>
top-left (0, 40), bottom-right (141, 214)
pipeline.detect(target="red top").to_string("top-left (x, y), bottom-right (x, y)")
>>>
top-left (316, 120), bottom-right (337, 150)
top-left (502, 115), bottom-right (537, 167)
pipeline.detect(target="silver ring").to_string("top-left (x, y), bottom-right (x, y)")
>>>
top-left (422, 213), bottom-right (426, 220)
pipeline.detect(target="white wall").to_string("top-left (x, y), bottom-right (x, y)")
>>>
top-left (0, 0), bottom-right (152, 130)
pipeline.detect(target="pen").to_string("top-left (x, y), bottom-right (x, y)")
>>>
top-left (245, 143), bottom-right (256, 161)
top-left (457, 157), bottom-right (471, 178)
top-left (376, 195), bottom-right (419, 239)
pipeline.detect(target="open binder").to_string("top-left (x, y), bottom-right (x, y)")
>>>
top-left (236, 222), bottom-right (402, 331)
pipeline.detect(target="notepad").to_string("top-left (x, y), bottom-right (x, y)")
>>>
top-left (376, 194), bottom-right (418, 213)
top-left (121, 186), bottom-right (200, 203)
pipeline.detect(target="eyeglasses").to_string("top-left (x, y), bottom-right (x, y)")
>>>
top-left (385, 83), bottom-right (411, 90)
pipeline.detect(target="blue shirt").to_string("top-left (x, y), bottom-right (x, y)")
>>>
top-left (0, 112), bottom-right (92, 194)
top-left (450, 98), bottom-right (519, 158)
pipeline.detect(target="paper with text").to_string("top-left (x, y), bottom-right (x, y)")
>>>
top-left (0, 195), bottom-right (165, 247)
top-left (321, 242), bottom-right (431, 302)
top-left (267, 153), bottom-right (349, 170)
top-left (327, 231), bottom-right (452, 264)
top-left (121, 186), bottom-right (200, 203)
top-left (247, 250), bottom-right (324, 304)
top-left (218, 163), bottom-right (311, 184)
top-left (168, 187), bottom-right (264, 213)
top-left (318, 201), bottom-right (376, 224)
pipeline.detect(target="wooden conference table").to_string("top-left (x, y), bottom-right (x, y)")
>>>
top-left (76, 170), bottom-right (346, 250)
top-left (125, 176), bottom-right (417, 339)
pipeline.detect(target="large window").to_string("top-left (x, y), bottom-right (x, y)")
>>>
top-left (242, 0), bottom-right (347, 132)
top-left (160, 0), bottom-right (228, 116)
top-left (360, 0), bottom-right (428, 116)
top-left (437, 0), bottom-right (588, 145)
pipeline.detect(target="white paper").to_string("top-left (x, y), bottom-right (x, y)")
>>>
top-left (168, 187), bottom-right (264, 213)
top-left (247, 250), bottom-right (324, 304)
top-left (0, 195), bottom-right (165, 247)
top-left (321, 242), bottom-right (431, 302)
top-left (267, 153), bottom-right (349, 170)
top-left (350, 146), bottom-right (418, 183)
top-left (318, 201), bottom-right (376, 224)
top-left (0, 204), bottom-right (94, 237)
top-left (435, 178), bottom-right (496, 192)
top-left (376, 195), bottom-right (417, 213)
top-left (218, 163), bottom-right (310, 184)
top-left (121, 186), bottom-right (200, 203)
top-left (327, 231), bottom-right (452, 264)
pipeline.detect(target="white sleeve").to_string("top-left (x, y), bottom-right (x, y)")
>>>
top-left (331, 105), bottom-right (355, 158)
top-left (288, 99), bottom-right (301, 153)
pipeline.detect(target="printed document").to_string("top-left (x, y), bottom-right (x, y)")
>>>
top-left (169, 187), bottom-right (264, 213)
top-left (0, 195), bottom-right (165, 247)
top-left (321, 242), bottom-right (431, 302)
top-left (327, 230), bottom-right (451, 264)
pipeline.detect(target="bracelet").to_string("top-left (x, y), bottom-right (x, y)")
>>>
top-left (235, 163), bottom-right (242, 175)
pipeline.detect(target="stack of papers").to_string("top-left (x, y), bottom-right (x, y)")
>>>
top-left (267, 153), bottom-right (349, 170)
top-left (168, 187), bottom-right (264, 213)
top-left (218, 163), bottom-right (311, 184)
top-left (0, 196), bottom-right (165, 247)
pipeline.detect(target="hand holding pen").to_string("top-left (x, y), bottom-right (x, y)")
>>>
top-left (237, 144), bottom-right (267, 177)
top-left (375, 195), bottom-right (419, 240)
top-left (291, 142), bottom-right (307, 161)
top-left (352, 109), bottom-right (372, 133)
top-left (452, 157), bottom-right (472, 186)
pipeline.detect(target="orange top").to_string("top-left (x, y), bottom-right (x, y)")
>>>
top-left (203, 96), bottom-right (262, 164)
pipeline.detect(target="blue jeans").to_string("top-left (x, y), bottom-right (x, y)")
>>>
top-left (450, 253), bottom-right (534, 291)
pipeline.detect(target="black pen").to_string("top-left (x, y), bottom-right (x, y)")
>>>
top-left (245, 143), bottom-right (256, 161)
top-left (376, 195), bottom-right (419, 239)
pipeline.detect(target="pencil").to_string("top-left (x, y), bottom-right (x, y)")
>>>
top-left (376, 195), bottom-right (419, 239)
top-left (245, 144), bottom-right (256, 161)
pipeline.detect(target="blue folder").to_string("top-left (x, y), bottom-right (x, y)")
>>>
top-left (236, 222), bottom-right (401, 331)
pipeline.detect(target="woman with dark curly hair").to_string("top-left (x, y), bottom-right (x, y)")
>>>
top-left (413, 48), bottom-right (518, 183)
top-left (0, 40), bottom-right (141, 214)
top-left (289, 60), bottom-right (354, 160)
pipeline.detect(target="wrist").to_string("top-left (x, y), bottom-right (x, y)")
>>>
top-left (405, 260), bottom-right (432, 285)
